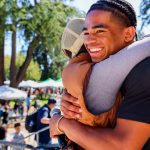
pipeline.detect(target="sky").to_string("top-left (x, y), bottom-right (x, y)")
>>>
top-left (4, 0), bottom-right (145, 56)
top-left (71, 0), bottom-right (141, 15)
top-left (70, 0), bottom-right (144, 31)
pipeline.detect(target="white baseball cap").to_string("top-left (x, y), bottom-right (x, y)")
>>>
top-left (61, 18), bottom-right (85, 58)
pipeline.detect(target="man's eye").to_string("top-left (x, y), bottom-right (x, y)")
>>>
top-left (96, 30), bottom-right (105, 33)
top-left (83, 32), bottom-right (89, 35)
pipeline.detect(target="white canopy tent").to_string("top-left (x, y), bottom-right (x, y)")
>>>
top-left (40, 78), bottom-right (63, 88)
top-left (0, 85), bottom-right (27, 100)
top-left (18, 80), bottom-right (41, 88)
top-left (40, 78), bottom-right (57, 87)
top-left (5, 80), bottom-right (41, 88)
top-left (4, 80), bottom-right (10, 85)
top-left (5, 79), bottom-right (64, 89)
top-left (54, 80), bottom-right (63, 87)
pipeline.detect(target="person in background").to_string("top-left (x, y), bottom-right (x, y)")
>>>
top-left (0, 126), bottom-right (6, 140)
top-left (36, 99), bottom-right (56, 146)
top-left (12, 123), bottom-right (25, 150)
top-left (25, 89), bottom-right (31, 115)
top-left (13, 102), bottom-right (19, 116)
top-left (2, 107), bottom-right (9, 126)
top-left (0, 126), bottom-right (7, 150)
top-left (33, 99), bottom-right (38, 109)
top-left (0, 107), bottom-right (4, 124)
top-left (18, 101), bottom-right (24, 119)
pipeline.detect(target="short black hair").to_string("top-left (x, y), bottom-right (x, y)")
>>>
top-left (14, 123), bottom-right (21, 128)
top-left (48, 99), bottom-right (56, 105)
top-left (87, 0), bottom-right (137, 28)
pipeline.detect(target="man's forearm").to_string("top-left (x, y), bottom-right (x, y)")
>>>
top-left (59, 118), bottom-right (150, 150)
top-left (59, 118), bottom-right (121, 150)
top-left (41, 118), bottom-right (49, 124)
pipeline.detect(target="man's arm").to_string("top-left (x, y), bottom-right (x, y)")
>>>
top-left (40, 107), bottom-right (50, 124)
top-left (59, 91), bottom-right (150, 149)
top-left (59, 58), bottom-right (150, 149)
top-left (57, 117), bottom-right (150, 150)
top-left (41, 118), bottom-right (49, 124)
top-left (85, 37), bottom-right (150, 115)
top-left (61, 37), bottom-right (150, 118)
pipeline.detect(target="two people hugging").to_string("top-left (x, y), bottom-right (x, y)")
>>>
top-left (49, 0), bottom-right (150, 149)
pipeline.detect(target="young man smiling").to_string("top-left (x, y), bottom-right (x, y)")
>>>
top-left (82, 7), bottom-right (136, 62)
top-left (49, 0), bottom-right (150, 149)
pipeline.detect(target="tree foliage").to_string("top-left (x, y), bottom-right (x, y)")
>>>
top-left (30, 0), bottom-right (83, 81)
top-left (5, 52), bottom-right (41, 81)
top-left (0, 0), bottom-right (82, 87)
top-left (33, 44), bottom-right (68, 80)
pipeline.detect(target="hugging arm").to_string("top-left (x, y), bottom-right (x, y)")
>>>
top-left (51, 57), bottom-right (150, 149)
top-left (85, 37), bottom-right (150, 114)
top-left (61, 36), bottom-right (150, 118)
top-left (57, 117), bottom-right (150, 150)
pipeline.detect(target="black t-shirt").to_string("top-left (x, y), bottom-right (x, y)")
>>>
top-left (118, 57), bottom-right (150, 149)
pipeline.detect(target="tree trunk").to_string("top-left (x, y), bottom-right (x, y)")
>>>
top-left (15, 36), bottom-right (40, 86)
top-left (10, 29), bottom-right (17, 87)
top-left (0, 31), bottom-right (5, 85)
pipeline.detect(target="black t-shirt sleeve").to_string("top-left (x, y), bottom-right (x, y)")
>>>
top-left (117, 57), bottom-right (150, 124)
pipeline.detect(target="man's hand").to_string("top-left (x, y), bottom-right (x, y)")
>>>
top-left (49, 115), bottom-right (63, 138)
top-left (61, 92), bottom-right (82, 119)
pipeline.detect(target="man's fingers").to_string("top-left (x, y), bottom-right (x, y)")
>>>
top-left (61, 92), bottom-right (82, 119)
top-left (61, 106), bottom-right (82, 119)
top-left (61, 100), bottom-right (81, 112)
top-left (62, 93), bottom-right (79, 105)
top-left (61, 100), bottom-right (81, 114)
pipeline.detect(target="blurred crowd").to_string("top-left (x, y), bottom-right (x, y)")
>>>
top-left (0, 86), bottom-right (64, 149)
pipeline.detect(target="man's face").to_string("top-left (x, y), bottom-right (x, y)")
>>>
top-left (49, 103), bottom-right (55, 109)
top-left (15, 126), bottom-right (21, 133)
top-left (83, 10), bottom-right (129, 62)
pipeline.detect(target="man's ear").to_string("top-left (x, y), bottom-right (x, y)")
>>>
top-left (124, 27), bottom-right (136, 42)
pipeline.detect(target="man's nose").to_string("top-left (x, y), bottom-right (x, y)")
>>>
top-left (84, 34), bottom-right (96, 45)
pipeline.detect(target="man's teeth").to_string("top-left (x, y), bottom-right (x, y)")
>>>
top-left (90, 48), bottom-right (102, 52)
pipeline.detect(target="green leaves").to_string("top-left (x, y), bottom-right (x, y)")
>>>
top-left (1, 0), bottom-right (84, 85)
top-left (5, 52), bottom-right (41, 80)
